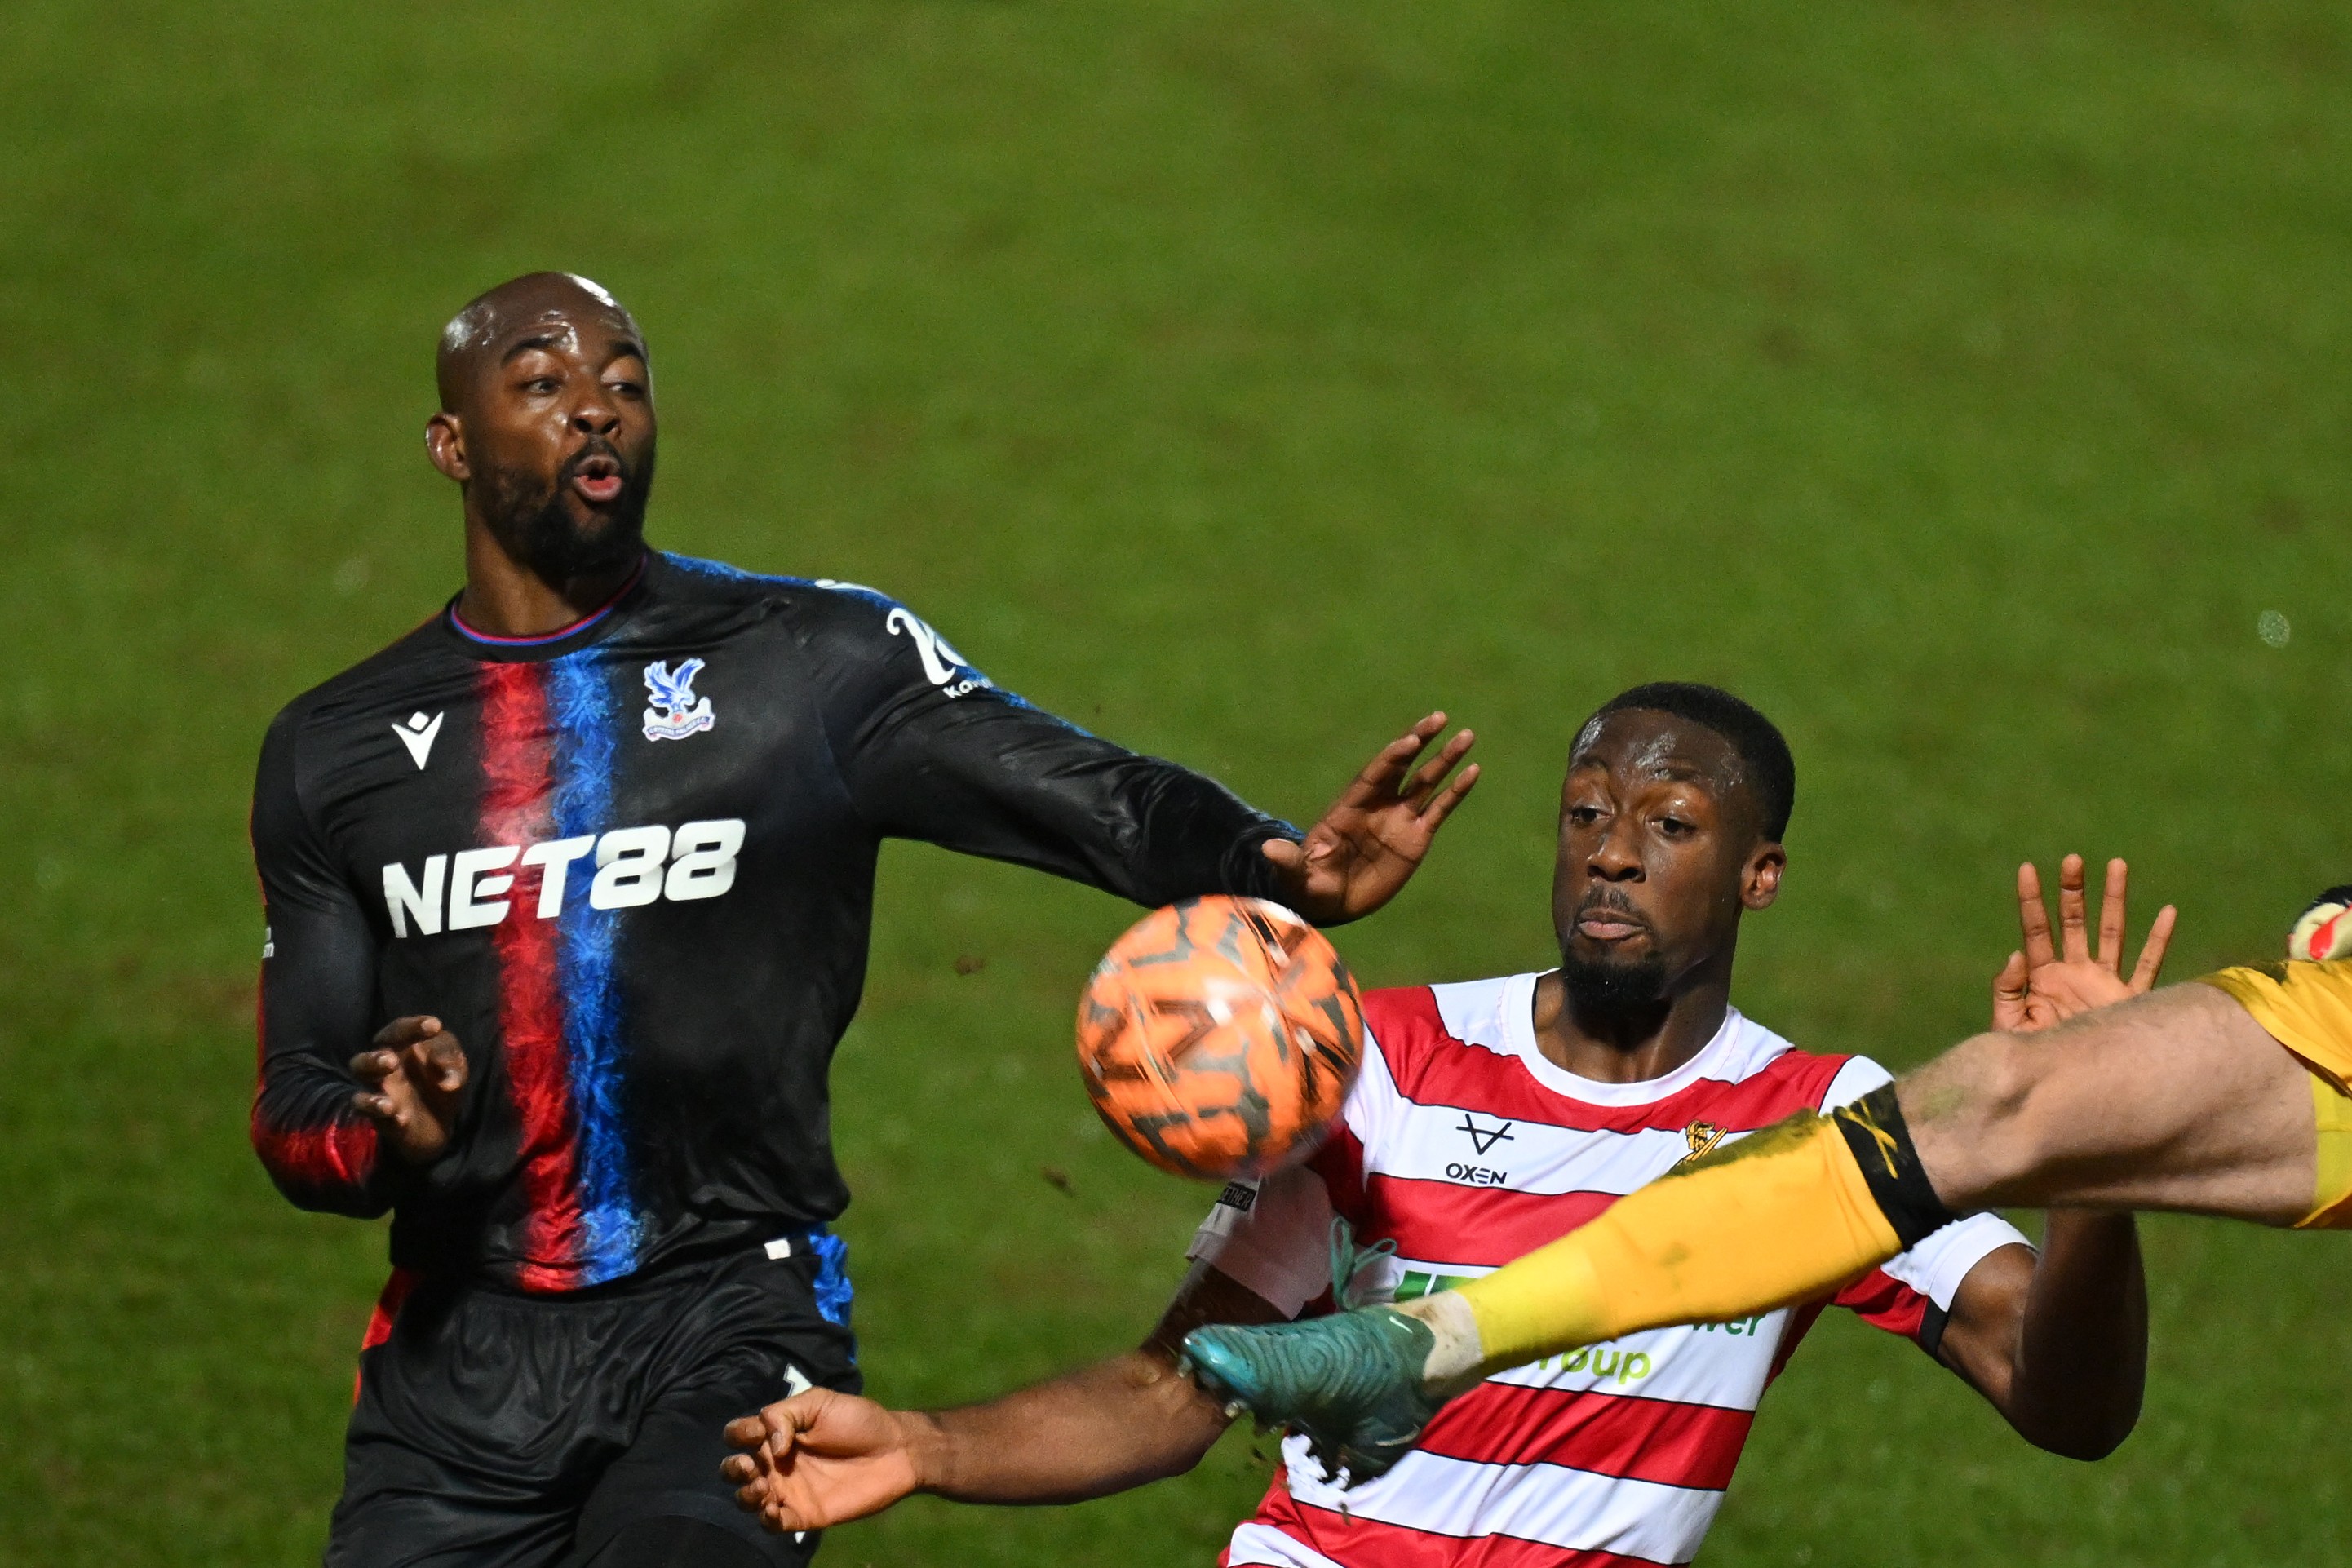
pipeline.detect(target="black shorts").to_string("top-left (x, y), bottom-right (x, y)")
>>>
top-left (327, 1235), bottom-right (858, 1568)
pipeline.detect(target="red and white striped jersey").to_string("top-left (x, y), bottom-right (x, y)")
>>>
top-left (1190, 972), bottom-right (2026, 1568)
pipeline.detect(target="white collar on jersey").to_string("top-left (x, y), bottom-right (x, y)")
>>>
top-left (1494, 970), bottom-right (1771, 1107)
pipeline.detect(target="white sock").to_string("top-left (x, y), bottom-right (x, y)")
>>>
top-left (1396, 1291), bottom-right (1486, 1394)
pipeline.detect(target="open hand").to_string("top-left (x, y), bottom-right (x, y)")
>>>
top-left (1263, 712), bottom-right (1479, 924)
top-left (348, 1016), bottom-right (467, 1165)
top-left (722, 1388), bottom-right (928, 1535)
top-left (1991, 856), bottom-right (2176, 1034)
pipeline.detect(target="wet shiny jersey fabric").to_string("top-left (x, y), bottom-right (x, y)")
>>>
top-left (250, 551), bottom-right (1296, 1291)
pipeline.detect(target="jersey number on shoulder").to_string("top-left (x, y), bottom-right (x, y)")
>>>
top-left (884, 608), bottom-right (990, 699)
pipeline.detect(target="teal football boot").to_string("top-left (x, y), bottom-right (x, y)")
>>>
top-left (1181, 1306), bottom-right (1446, 1484)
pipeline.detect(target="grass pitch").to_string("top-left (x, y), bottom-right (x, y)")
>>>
top-left (4, 3), bottom-right (2350, 1563)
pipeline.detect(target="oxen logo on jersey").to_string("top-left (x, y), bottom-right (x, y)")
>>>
top-left (641, 659), bottom-right (715, 742)
top-left (1677, 1119), bottom-right (1726, 1168)
top-left (884, 607), bottom-right (991, 699)
top-left (1457, 1113), bottom-right (1515, 1156)
top-left (391, 711), bottom-right (444, 770)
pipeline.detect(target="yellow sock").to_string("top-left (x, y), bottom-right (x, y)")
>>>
top-left (1453, 1110), bottom-right (1906, 1372)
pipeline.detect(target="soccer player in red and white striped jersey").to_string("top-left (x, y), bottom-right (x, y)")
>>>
top-left (722, 685), bottom-right (2154, 1566)
top-left (1197, 980), bottom-right (2018, 1567)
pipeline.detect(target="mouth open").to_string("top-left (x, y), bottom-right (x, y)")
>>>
top-left (570, 452), bottom-right (624, 505)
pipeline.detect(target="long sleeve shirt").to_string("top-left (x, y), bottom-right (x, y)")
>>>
top-left (251, 551), bottom-right (1297, 1291)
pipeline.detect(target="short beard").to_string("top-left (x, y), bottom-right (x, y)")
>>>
top-left (1560, 949), bottom-right (1671, 1020)
top-left (479, 443), bottom-right (653, 587)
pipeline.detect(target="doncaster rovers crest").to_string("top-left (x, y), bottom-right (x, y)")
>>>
top-left (1677, 1120), bottom-right (1725, 1169)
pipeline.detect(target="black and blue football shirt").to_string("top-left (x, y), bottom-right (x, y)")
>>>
top-left (250, 551), bottom-right (1298, 1291)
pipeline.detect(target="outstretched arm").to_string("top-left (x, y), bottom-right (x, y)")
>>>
top-left (804, 590), bottom-right (1474, 923)
top-left (1933, 853), bottom-right (2154, 1458)
top-left (722, 1265), bottom-right (1285, 1533)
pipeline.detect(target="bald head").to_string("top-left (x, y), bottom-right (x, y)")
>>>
top-left (436, 272), bottom-right (646, 414)
top-left (423, 272), bottom-right (658, 593)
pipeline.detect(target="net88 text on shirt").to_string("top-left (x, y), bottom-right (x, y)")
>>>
top-left (379, 819), bottom-right (746, 937)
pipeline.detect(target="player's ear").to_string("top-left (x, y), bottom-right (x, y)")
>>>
top-left (425, 411), bottom-right (470, 484)
top-left (1742, 841), bottom-right (1786, 910)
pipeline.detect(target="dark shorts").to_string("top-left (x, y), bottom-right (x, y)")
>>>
top-left (327, 1236), bottom-right (858, 1568)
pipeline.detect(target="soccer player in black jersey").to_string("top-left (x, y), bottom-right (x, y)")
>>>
top-left (250, 272), bottom-right (1478, 1567)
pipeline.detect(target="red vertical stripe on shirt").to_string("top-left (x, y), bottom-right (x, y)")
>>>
top-left (476, 661), bottom-right (582, 1289)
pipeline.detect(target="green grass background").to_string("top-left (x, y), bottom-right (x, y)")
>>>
top-left (4, 2), bottom-right (2349, 1561)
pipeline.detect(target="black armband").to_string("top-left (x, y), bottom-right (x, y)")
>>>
top-left (1916, 1301), bottom-right (1951, 1362)
top-left (1831, 1084), bottom-right (1956, 1250)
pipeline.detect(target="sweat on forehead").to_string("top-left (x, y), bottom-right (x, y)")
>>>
top-left (1572, 709), bottom-right (1746, 784)
top-left (1570, 681), bottom-right (1798, 841)
top-left (436, 272), bottom-right (641, 406)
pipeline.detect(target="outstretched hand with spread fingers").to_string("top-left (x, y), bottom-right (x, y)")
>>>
top-left (1991, 855), bottom-right (2177, 1034)
top-left (1264, 712), bottom-right (1478, 925)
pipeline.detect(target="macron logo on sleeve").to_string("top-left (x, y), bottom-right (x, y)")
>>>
top-left (391, 711), bottom-right (444, 770)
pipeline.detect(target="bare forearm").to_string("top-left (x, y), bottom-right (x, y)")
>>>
top-left (911, 1351), bottom-right (1232, 1506)
top-left (724, 1265), bottom-right (1283, 1526)
top-left (2002, 1211), bottom-right (2146, 1458)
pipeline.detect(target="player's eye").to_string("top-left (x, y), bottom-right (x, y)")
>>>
top-left (525, 377), bottom-right (560, 394)
top-left (1567, 806), bottom-right (1603, 827)
top-left (1658, 816), bottom-right (1693, 836)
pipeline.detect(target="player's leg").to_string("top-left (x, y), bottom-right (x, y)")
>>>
top-left (326, 1276), bottom-right (600, 1568)
top-left (328, 1437), bottom-right (578, 1568)
top-left (564, 1240), bottom-right (859, 1568)
top-left (1437, 981), bottom-right (2319, 1374)
top-left (569, 1380), bottom-right (828, 1568)
top-left (1902, 981), bottom-right (2314, 1217)
top-left (1185, 972), bottom-right (2343, 1476)
top-left (578, 1517), bottom-right (774, 1568)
